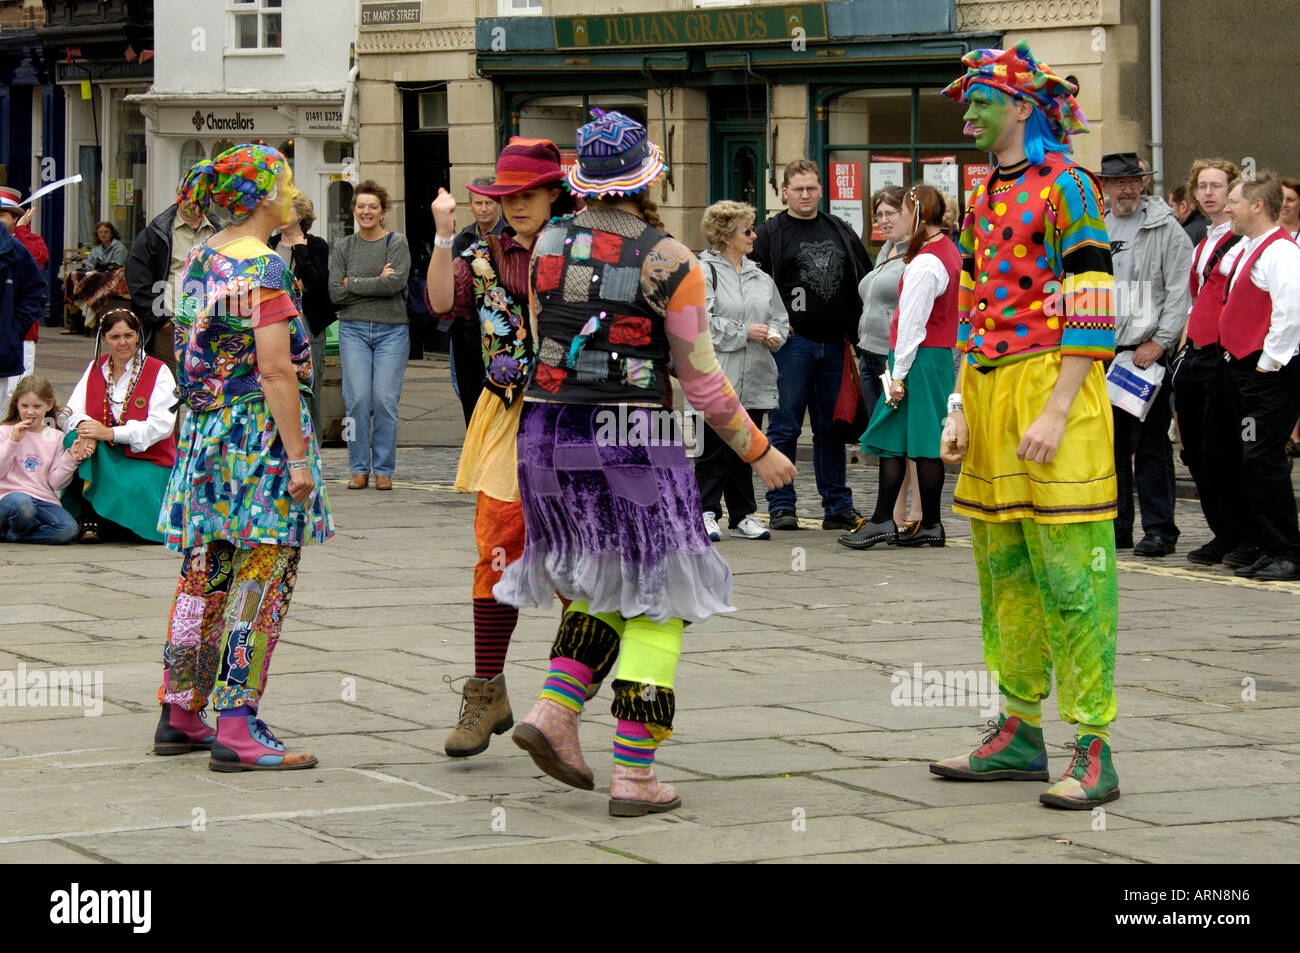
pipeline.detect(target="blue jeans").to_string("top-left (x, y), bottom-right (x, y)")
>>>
top-left (766, 331), bottom-right (854, 516)
top-left (338, 320), bottom-right (410, 476)
top-left (0, 492), bottom-right (78, 544)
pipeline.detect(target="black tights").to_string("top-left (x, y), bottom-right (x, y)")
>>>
top-left (870, 456), bottom-right (945, 528)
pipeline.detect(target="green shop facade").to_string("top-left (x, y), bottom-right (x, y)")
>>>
top-left (474, 0), bottom-right (1000, 250)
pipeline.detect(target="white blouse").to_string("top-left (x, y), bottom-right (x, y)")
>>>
top-left (891, 252), bottom-right (951, 381)
top-left (65, 356), bottom-right (177, 453)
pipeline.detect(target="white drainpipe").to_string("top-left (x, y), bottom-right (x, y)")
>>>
top-left (1150, 0), bottom-right (1164, 197)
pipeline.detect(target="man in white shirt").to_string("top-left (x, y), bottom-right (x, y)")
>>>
top-left (1099, 153), bottom-right (1194, 557)
top-left (1219, 172), bottom-right (1300, 580)
top-left (1171, 158), bottom-right (1258, 568)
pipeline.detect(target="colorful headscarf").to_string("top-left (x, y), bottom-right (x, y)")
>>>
top-left (177, 144), bottom-right (287, 220)
top-left (942, 38), bottom-right (1089, 144)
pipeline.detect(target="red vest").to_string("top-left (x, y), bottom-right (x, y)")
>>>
top-left (889, 236), bottom-right (961, 352)
top-left (83, 355), bottom-right (177, 467)
top-left (1185, 232), bottom-right (1239, 348)
top-left (1219, 229), bottom-right (1294, 360)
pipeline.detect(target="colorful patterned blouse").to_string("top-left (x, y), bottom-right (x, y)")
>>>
top-left (174, 236), bottom-right (313, 412)
top-left (957, 155), bottom-right (1115, 366)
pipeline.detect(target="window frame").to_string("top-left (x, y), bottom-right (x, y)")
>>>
top-left (226, 0), bottom-right (284, 55)
top-left (496, 0), bottom-right (544, 17)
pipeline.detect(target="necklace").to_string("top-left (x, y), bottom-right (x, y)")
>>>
top-left (102, 355), bottom-right (145, 428)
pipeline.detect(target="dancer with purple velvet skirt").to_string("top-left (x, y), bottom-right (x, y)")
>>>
top-left (494, 110), bottom-right (796, 816)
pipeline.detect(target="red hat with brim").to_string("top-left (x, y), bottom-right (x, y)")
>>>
top-left (467, 137), bottom-right (565, 198)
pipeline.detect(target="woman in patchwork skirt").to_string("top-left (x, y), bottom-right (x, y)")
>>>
top-left (494, 110), bottom-right (796, 816)
top-left (151, 144), bottom-right (334, 771)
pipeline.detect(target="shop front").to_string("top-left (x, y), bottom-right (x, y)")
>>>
top-left (130, 98), bottom-right (358, 243)
top-left (474, 0), bottom-right (999, 251)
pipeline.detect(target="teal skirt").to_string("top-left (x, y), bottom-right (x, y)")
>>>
top-left (60, 432), bottom-right (170, 543)
top-left (861, 347), bottom-right (955, 459)
top-left (159, 394), bottom-right (334, 552)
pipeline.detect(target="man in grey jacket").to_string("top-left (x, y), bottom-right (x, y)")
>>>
top-left (1099, 153), bottom-right (1194, 557)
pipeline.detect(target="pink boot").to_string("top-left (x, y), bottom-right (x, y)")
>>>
top-left (208, 714), bottom-right (318, 772)
top-left (609, 765), bottom-right (681, 817)
top-left (512, 699), bottom-right (594, 790)
top-left (153, 703), bottom-right (218, 755)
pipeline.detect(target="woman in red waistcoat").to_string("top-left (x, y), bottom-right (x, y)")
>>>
top-left (62, 308), bottom-right (177, 542)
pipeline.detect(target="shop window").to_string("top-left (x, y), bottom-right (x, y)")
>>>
top-left (277, 138), bottom-right (295, 174)
top-left (326, 180), bottom-right (355, 244)
top-left (517, 95), bottom-right (647, 149)
top-left (179, 139), bottom-right (206, 182)
top-left (822, 85), bottom-right (985, 245)
top-left (212, 138), bottom-right (236, 157)
top-left (230, 0), bottom-right (282, 52)
top-left (324, 140), bottom-right (355, 164)
top-left (419, 91), bottom-right (448, 131)
top-left (498, 0), bottom-right (543, 15)
top-left (107, 86), bottom-right (148, 245)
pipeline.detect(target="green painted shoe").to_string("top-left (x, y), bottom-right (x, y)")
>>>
top-left (1039, 734), bottom-right (1120, 809)
top-left (930, 715), bottom-right (1050, 781)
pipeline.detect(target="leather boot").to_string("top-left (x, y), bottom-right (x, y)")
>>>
top-left (443, 673), bottom-right (514, 758)
top-left (153, 703), bottom-right (217, 755)
top-left (512, 698), bottom-right (593, 790)
top-left (608, 764), bottom-right (681, 816)
top-left (209, 714), bottom-right (317, 772)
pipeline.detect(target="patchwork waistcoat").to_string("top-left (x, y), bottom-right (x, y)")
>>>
top-left (525, 208), bottom-right (675, 405)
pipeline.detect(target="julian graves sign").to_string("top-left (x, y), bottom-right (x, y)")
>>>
top-left (554, 3), bottom-right (828, 50)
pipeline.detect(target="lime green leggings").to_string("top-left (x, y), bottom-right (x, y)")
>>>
top-left (971, 518), bottom-right (1118, 726)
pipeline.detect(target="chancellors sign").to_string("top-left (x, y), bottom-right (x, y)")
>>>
top-left (554, 3), bottom-right (828, 50)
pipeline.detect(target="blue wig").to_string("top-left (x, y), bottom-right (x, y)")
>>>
top-left (973, 84), bottom-right (1072, 165)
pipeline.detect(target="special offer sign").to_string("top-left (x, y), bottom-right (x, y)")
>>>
top-left (829, 161), bottom-right (863, 238)
top-left (964, 163), bottom-right (992, 210)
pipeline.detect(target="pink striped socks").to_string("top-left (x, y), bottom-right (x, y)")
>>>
top-left (613, 719), bottom-right (659, 768)
top-left (539, 657), bottom-right (592, 713)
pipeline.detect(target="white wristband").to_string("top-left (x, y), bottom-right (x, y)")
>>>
top-left (947, 394), bottom-right (964, 414)
top-left (433, 234), bottom-right (454, 249)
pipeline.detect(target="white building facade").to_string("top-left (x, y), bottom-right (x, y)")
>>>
top-left (129, 0), bottom-right (360, 242)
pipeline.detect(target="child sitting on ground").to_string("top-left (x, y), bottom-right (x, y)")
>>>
top-left (0, 376), bottom-right (92, 544)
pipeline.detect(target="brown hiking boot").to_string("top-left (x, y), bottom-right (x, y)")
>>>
top-left (443, 673), bottom-right (514, 758)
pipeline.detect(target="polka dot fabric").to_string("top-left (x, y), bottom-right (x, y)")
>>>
top-left (178, 144), bottom-right (287, 220)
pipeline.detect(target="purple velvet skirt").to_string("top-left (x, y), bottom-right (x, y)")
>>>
top-left (493, 402), bottom-right (736, 623)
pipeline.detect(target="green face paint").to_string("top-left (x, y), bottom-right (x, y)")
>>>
top-left (962, 88), bottom-right (1012, 152)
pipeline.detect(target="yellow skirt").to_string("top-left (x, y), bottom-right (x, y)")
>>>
top-left (455, 389), bottom-right (524, 502)
top-left (953, 351), bottom-right (1117, 524)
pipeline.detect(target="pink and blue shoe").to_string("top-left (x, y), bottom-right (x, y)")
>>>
top-left (209, 712), bottom-right (318, 772)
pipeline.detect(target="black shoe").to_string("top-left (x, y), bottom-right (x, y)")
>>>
top-left (1132, 534), bottom-right (1176, 557)
top-left (895, 522), bottom-right (946, 547)
top-left (1186, 538), bottom-right (1232, 565)
top-left (1254, 557), bottom-right (1300, 581)
top-left (1115, 531), bottom-right (1133, 550)
top-left (1233, 554), bottom-right (1274, 578)
top-left (1223, 542), bottom-right (1264, 569)
top-left (769, 509), bottom-right (800, 531)
top-left (822, 508), bottom-right (863, 530)
top-left (837, 518), bottom-right (896, 550)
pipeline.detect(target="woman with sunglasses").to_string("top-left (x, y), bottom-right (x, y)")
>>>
top-left (694, 201), bottom-right (789, 542)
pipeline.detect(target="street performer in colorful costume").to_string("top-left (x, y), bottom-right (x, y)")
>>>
top-left (427, 138), bottom-right (574, 758)
top-left (931, 40), bottom-right (1121, 809)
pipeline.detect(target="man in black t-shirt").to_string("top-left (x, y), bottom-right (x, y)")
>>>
top-left (749, 159), bottom-right (872, 530)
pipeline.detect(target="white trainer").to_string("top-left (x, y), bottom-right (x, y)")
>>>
top-left (702, 511), bottom-right (722, 542)
top-left (730, 515), bottom-right (771, 540)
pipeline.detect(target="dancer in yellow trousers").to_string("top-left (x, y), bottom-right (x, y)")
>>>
top-left (930, 40), bottom-right (1121, 809)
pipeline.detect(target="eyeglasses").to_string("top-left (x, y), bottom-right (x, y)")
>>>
top-left (874, 208), bottom-right (902, 221)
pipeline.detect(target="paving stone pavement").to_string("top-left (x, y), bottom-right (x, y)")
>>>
top-left (2, 335), bottom-right (1298, 864)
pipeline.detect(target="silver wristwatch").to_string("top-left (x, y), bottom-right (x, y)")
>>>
top-left (433, 233), bottom-right (455, 249)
